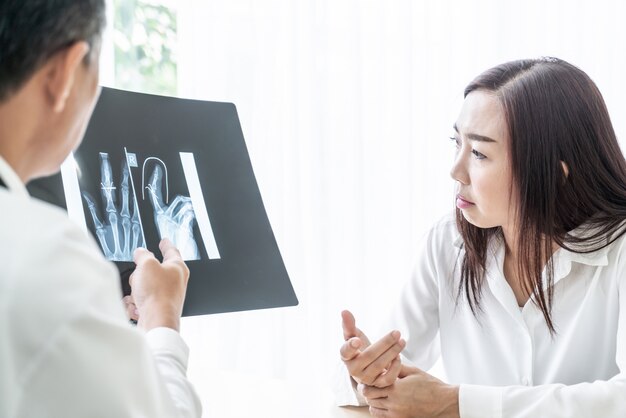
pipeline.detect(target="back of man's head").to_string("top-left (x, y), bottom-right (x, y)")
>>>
top-left (0, 0), bottom-right (106, 102)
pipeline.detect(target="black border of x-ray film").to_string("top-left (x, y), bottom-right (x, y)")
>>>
top-left (27, 87), bottom-right (298, 316)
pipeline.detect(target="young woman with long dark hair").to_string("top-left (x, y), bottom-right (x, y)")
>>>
top-left (337, 57), bottom-right (626, 418)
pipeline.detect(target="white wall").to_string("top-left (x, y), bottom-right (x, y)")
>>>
top-left (122, 0), bottom-right (626, 391)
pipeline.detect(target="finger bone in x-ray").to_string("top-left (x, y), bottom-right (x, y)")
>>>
top-left (82, 152), bottom-right (145, 261)
top-left (143, 159), bottom-right (201, 260)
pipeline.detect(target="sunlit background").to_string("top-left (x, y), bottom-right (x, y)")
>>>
top-left (100, 0), bottom-right (626, 410)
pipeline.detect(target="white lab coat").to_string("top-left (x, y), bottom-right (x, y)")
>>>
top-left (0, 156), bottom-right (202, 418)
top-left (335, 216), bottom-right (626, 417)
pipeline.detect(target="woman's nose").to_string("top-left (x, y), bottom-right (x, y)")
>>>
top-left (450, 153), bottom-right (469, 185)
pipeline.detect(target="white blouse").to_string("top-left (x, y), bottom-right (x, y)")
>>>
top-left (336, 216), bottom-right (626, 417)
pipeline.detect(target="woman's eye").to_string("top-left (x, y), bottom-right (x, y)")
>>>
top-left (449, 136), bottom-right (461, 148)
top-left (471, 149), bottom-right (486, 160)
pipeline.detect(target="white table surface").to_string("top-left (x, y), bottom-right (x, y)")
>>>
top-left (188, 368), bottom-right (370, 418)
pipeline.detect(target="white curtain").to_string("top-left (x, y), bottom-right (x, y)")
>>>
top-left (106, 0), bottom-right (626, 393)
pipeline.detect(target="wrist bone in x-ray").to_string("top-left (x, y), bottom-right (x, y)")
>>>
top-left (64, 149), bottom-right (221, 262)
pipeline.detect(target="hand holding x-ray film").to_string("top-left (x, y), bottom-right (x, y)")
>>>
top-left (145, 164), bottom-right (200, 260)
top-left (82, 152), bottom-right (145, 261)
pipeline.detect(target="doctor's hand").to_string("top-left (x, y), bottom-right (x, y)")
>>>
top-left (362, 365), bottom-right (460, 418)
top-left (340, 310), bottom-right (406, 388)
top-left (129, 238), bottom-right (190, 332)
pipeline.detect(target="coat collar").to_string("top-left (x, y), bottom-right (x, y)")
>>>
top-left (0, 155), bottom-right (29, 198)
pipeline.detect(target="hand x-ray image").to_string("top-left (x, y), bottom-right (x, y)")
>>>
top-left (77, 149), bottom-right (215, 262)
top-left (143, 159), bottom-right (201, 260)
top-left (81, 152), bottom-right (146, 261)
top-left (28, 87), bottom-right (297, 316)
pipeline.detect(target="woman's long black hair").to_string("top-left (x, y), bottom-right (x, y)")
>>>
top-left (458, 57), bottom-right (626, 333)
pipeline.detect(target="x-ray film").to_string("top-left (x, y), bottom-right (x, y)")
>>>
top-left (64, 149), bottom-right (217, 262)
top-left (28, 87), bottom-right (298, 316)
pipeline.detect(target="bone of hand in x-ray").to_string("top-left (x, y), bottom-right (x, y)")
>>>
top-left (142, 157), bottom-right (168, 205)
top-left (65, 149), bottom-right (220, 261)
top-left (83, 152), bottom-right (143, 261)
top-left (154, 196), bottom-right (200, 259)
top-left (141, 157), bottom-right (201, 260)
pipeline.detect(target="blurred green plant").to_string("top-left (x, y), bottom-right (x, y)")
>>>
top-left (113, 0), bottom-right (177, 95)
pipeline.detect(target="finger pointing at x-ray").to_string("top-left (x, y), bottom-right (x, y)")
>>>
top-left (82, 152), bottom-right (145, 261)
top-left (145, 164), bottom-right (200, 260)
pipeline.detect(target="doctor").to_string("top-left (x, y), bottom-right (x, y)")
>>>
top-left (0, 1), bottom-right (201, 417)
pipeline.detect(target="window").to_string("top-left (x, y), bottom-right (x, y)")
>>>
top-left (112, 0), bottom-right (177, 95)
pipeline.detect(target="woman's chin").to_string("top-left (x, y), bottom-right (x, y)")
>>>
top-left (460, 210), bottom-right (496, 230)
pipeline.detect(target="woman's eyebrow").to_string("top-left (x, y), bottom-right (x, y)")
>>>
top-left (453, 123), bottom-right (497, 143)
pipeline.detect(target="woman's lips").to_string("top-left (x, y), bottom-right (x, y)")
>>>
top-left (456, 194), bottom-right (475, 209)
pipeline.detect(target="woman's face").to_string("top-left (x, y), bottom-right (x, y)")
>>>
top-left (450, 90), bottom-right (517, 230)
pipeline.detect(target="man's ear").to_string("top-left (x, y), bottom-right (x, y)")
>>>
top-left (45, 41), bottom-right (90, 113)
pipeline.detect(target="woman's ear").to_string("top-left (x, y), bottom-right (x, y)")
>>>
top-left (44, 41), bottom-right (90, 113)
top-left (560, 161), bottom-right (569, 179)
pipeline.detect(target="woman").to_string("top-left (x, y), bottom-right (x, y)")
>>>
top-left (337, 57), bottom-right (626, 418)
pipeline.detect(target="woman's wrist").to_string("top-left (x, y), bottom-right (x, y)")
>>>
top-left (440, 384), bottom-right (460, 418)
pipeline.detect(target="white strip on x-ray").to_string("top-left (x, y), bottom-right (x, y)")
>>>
top-left (180, 152), bottom-right (221, 259)
top-left (61, 153), bottom-right (89, 235)
top-left (124, 147), bottom-right (146, 248)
